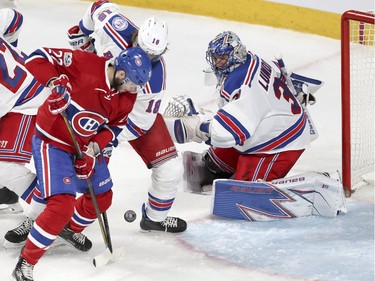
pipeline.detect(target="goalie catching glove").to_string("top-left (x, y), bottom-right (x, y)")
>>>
top-left (47, 74), bottom-right (72, 115)
top-left (67, 25), bottom-right (96, 53)
top-left (163, 95), bottom-right (198, 118)
top-left (74, 142), bottom-right (100, 180)
top-left (163, 95), bottom-right (214, 143)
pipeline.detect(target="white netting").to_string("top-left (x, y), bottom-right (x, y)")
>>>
top-left (163, 95), bottom-right (199, 118)
top-left (163, 96), bottom-right (190, 118)
top-left (349, 16), bottom-right (375, 188)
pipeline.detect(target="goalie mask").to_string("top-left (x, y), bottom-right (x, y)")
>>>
top-left (135, 17), bottom-right (168, 62)
top-left (206, 31), bottom-right (247, 80)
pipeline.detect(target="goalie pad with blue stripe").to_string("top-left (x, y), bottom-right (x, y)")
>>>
top-left (211, 172), bottom-right (347, 221)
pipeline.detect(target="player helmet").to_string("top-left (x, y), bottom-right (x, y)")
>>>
top-left (114, 47), bottom-right (152, 86)
top-left (136, 17), bottom-right (168, 61)
top-left (206, 31), bottom-right (247, 79)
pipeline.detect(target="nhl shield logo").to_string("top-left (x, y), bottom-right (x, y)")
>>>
top-left (112, 16), bottom-right (128, 31)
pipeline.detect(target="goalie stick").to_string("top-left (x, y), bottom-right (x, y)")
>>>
top-left (275, 54), bottom-right (319, 141)
top-left (61, 111), bottom-right (124, 267)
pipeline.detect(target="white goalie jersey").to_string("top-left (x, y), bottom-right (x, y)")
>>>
top-left (210, 53), bottom-right (311, 154)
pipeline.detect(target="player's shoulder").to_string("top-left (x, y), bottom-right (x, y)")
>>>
top-left (144, 58), bottom-right (166, 93)
top-left (224, 70), bottom-right (247, 93)
top-left (0, 8), bottom-right (21, 28)
top-left (0, 8), bottom-right (23, 45)
top-left (90, 0), bottom-right (120, 18)
top-left (116, 92), bottom-right (137, 113)
top-left (224, 53), bottom-right (261, 92)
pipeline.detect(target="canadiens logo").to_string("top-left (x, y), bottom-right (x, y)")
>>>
top-left (71, 111), bottom-right (108, 137)
top-left (63, 177), bottom-right (72, 184)
top-left (112, 16), bottom-right (128, 31)
top-left (135, 57), bottom-right (142, 66)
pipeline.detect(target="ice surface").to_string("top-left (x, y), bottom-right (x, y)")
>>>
top-left (0, 1), bottom-right (373, 281)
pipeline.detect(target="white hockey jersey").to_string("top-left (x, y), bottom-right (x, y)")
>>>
top-left (78, 1), bottom-right (167, 141)
top-left (0, 10), bottom-right (49, 118)
top-left (0, 8), bottom-right (23, 47)
top-left (210, 52), bottom-right (311, 154)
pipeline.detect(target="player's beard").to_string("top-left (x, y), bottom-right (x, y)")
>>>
top-left (111, 76), bottom-right (123, 92)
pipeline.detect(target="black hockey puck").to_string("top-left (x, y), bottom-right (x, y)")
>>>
top-left (124, 210), bottom-right (136, 222)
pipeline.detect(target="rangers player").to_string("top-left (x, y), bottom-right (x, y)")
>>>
top-left (164, 31), bottom-right (346, 220)
top-left (0, 8), bottom-right (49, 218)
top-left (66, 0), bottom-right (187, 232)
top-left (0, 8), bottom-right (31, 214)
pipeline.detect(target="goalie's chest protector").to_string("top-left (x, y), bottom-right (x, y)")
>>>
top-left (212, 56), bottom-right (310, 153)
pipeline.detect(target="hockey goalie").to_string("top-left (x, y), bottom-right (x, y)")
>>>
top-left (163, 91), bottom-right (347, 222)
top-left (163, 31), bottom-right (347, 221)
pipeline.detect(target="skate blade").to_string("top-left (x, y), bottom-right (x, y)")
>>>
top-left (0, 202), bottom-right (23, 214)
top-left (3, 240), bottom-right (25, 249)
top-left (93, 246), bottom-right (125, 267)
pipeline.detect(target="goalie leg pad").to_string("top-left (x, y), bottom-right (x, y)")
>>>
top-left (182, 151), bottom-right (219, 194)
top-left (212, 179), bottom-right (314, 221)
top-left (271, 171), bottom-right (347, 217)
top-left (212, 172), bottom-right (347, 221)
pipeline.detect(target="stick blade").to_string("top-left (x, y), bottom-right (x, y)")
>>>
top-left (93, 246), bottom-right (125, 267)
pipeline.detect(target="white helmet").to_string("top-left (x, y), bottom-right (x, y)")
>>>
top-left (137, 17), bottom-right (168, 59)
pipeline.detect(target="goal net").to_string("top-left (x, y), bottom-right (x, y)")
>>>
top-left (341, 10), bottom-right (375, 197)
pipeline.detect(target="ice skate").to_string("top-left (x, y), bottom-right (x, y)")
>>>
top-left (4, 217), bottom-right (34, 249)
top-left (12, 256), bottom-right (34, 281)
top-left (0, 187), bottom-right (23, 214)
top-left (58, 226), bottom-right (92, 251)
top-left (140, 203), bottom-right (187, 233)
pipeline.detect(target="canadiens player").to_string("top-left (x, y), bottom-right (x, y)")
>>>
top-left (12, 46), bottom-right (152, 281)
top-left (0, 9), bottom-right (92, 251)
top-left (4, 0), bottom-right (185, 250)
top-left (66, 0), bottom-right (187, 232)
top-left (0, 8), bottom-right (50, 217)
top-left (164, 31), bottom-right (346, 221)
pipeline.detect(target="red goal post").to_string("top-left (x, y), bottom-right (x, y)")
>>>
top-left (341, 10), bottom-right (374, 197)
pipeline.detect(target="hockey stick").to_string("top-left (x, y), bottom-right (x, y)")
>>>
top-left (61, 111), bottom-right (124, 267)
top-left (275, 55), bottom-right (319, 141)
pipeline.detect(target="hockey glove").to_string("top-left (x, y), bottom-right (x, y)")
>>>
top-left (163, 95), bottom-right (199, 118)
top-left (48, 74), bottom-right (72, 115)
top-left (74, 142), bottom-right (99, 180)
top-left (67, 25), bottom-right (96, 53)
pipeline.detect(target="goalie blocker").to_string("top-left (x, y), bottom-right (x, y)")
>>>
top-left (211, 172), bottom-right (347, 221)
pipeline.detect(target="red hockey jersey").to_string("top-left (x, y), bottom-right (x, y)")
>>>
top-left (25, 48), bottom-right (137, 153)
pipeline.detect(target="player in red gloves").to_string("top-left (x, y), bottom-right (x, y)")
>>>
top-left (12, 47), bottom-right (151, 281)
